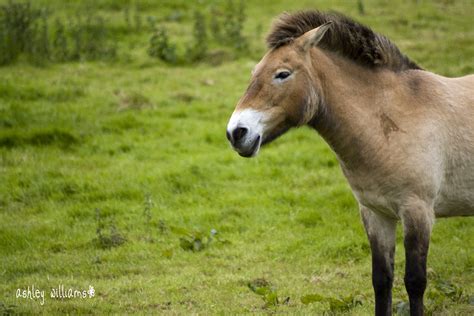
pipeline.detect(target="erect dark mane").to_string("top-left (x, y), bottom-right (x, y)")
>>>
top-left (267, 10), bottom-right (421, 72)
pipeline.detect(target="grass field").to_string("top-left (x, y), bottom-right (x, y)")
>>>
top-left (1, 0), bottom-right (473, 314)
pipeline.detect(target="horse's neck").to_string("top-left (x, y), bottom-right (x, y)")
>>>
top-left (309, 50), bottom-right (399, 170)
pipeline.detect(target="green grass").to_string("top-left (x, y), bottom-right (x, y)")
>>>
top-left (1, 0), bottom-right (473, 314)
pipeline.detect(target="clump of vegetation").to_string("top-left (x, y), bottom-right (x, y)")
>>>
top-left (222, 0), bottom-right (248, 52)
top-left (51, 18), bottom-right (68, 61)
top-left (93, 208), bottom-right (126, 249)
top-left (148, 0), bottom-right (249, 65)
top-left (357, 0), bottom-right (365, 15)
top-left (0, 1), bottom-right (116, 66)
top-left (174, 227), bottom-right (214, 252)
top-left (247, 278), bottom-right (290, 308)
top-left (186, 11), bottom-right (208, 62)
top-left (169, 226), bottom-right (224, 252)
top-left (301, 293), bottom-right (364, 313)
top-left (79, 15), bottom-right (116, 61)
top-left (147, 26), bottom-right (177, 64)
top-left (422, 274), bottom-right (471, 314)
top-left (209, 6), bottom-right (223, 42)
top-left (0, 1), bottom-right (42, 65)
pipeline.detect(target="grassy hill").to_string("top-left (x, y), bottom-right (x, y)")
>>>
top-left (1, 0), bottom-right (472, 314)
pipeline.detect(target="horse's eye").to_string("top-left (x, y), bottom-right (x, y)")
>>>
top-left (275, 71), bottom-right (291, 80)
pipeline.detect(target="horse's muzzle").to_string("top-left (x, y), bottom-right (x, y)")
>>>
top-left (226, 127), bottom-right (261, 158)
top-left (236, 135), bottom-right (261, 158)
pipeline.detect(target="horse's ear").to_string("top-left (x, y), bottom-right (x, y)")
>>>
top-left (300, 21), bottom-right (332, 51)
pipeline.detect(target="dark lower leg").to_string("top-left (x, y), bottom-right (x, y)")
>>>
top-left (404, 231), bottom-right (429, 316)
top-left (360, 207), bottom-right (396, 316)
top-left (371, 242), bottom-right (394, 316)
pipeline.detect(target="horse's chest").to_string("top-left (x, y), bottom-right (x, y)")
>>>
top-left (342, 169), bottom-right (402, 219)
top-left (352, 188), bottom-right (400, 219)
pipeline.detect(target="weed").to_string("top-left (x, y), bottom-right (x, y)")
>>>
top-left (148, 26), bottom-right (177, 64)
top-left (424, 275), bottom-right (470, 313)
top-left (223, 0), bottom-right (248, 52)
top-left (143, 193), bottom-right (154, 242)
top-left (358, 0), bottom-right (365, 15)
top-left (187, 11), bottom-right (208, 62)
top-left (394, 301), bottom-right (410, 315)
top-left (171, 226), bottom-right (221, 252)
top-left (158, 220), bottom-right (168, 234)
top-left (0, 1), bottom-right (42, 64)
top-left (28, 12), bottom-right (50, 65)
top-left (146, 16), bottom-right (157, 31)
top-left (247, 278), bottom-right (289, 308)
top-left (209, 6), bottom-right (222, 42)
top-left (52, 18), bottom-right (68, 61)
top-left (0, 1), bottom-right (116, 65)
top-left (80, 15), bottom-right (116, 61)
top-left (93, 208), bottom-right (126, 250)
top-left (301, 293), bottom-right (364, 312)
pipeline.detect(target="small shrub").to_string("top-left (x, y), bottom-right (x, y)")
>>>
top-left (0, 1), bottom-right (117, 65)
top-left (81, 15), bottom-right (116, 61)
top-left (223, 0), bottom-right (248, 52)
top-left (93, 208), bottom-right (126, 250)
top-left (69, 15), bottom-right (83, 61)
top-left (0, 1), bottom-right (42, 64)
top-left (171, 226), bottom-right (220, 252)
top-left (52, 18), bottom-right (68, 61)
top-left (247, 278), bottom-right (290, 308)
top-left (146, 15), bottom-right (157, 31)
top-left (28, 12), bottom-right (50, 65)
top-left (186, 11), bottom-right (208, 62)
top-left (148, 26), bottom-right (177, 64)
top-left (301, 293), bottom-right (364, 312)
top-left (209, 7), bottom-right (222, 42)
top-left (358, 0), bottom-right (365, 15)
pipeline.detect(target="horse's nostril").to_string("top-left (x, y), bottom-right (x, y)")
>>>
top-left (232, 127), bottom-right (248, 143)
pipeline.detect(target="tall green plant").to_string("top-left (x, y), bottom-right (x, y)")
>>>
top-left (209, 7), bottom-right (222, 42)
top-left (28, 12), bottom-right (50, 64)
top-left (52, 18), bottom-right (68, 61)
top-left (187, 11), bottom-right (208, 62)
top-left (148, 26), bottom-right (177, 64)
top-left (223, 0), bottom-right (248, 52)
top-left (0, 1), bottom-right (42, 64)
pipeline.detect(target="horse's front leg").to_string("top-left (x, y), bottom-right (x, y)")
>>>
top-left (401, 203), bottom-right (434, 316)
top-left (360, 206), bottom-right (397, 316)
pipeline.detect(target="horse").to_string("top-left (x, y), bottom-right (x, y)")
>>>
top-left (225, 11), bottom-right (474, 316)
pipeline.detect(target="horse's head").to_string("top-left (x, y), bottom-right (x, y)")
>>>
top-left (226, 22), bottom-right (332, 157)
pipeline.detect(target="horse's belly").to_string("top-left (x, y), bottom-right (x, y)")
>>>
top-left (435, 183), bottom-right (474, 217)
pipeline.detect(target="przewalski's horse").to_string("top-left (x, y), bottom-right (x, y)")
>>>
top-left (225, 11), bottom-right (474, 316)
